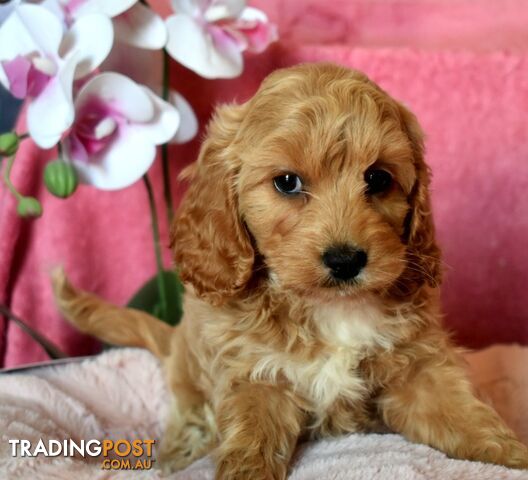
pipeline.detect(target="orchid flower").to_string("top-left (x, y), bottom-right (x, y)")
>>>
top-left (0, 4), bottom-right (113, 148)
top-left (0, 0), bottom-right (18, 26)
top-left (62, 72), bottom-right (180, 190)
top-left (169, 91), bottom-right (198, 143)
top-left (40, 0), bottom-right (167, 50)
top-left (101, 44), bottom-right (199, 145)
top-left (165, 0), bottom-right (278, 79)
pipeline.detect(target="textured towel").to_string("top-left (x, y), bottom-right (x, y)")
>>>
top-left (1, 345), bottom-right (528, 479)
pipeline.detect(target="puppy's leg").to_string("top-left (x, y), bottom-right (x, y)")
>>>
top-left (158, 331), bottom-right (217, 471)
top-left (214, 383), bottom-right (305, 480)
top-left (377, 333), bottom-right (528, 469)
top-left (52, 268), bottom-right (172, 356)
top-left (159, 395), bottom-right (216, 471)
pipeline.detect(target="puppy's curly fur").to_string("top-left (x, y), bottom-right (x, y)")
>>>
top-left (53, 63), bottom-right (528, 478)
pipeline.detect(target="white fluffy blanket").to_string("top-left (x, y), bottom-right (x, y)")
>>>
top-left (1, 346), bottom-right (528, 479)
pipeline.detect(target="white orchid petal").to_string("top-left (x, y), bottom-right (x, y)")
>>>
top-left (61, 13), bottom-right (114, 79)
top-left (0, 63), bottom-right (7, 89)
top-left (238, 6), bottom-right (267, 22)
top-left (171, 0), bottom-right (202, 16)
top-left (220, 0), bottom-right (246, 17)
top-left (113, 3), bottom-right (167, 50)
top-left (0, 4), bottom-right (63, 61)
top-left (75, 72), bottom-right (154, 123)
top-left (27, 56), bottom-right (77, 148)
top-left (38, 0), bottom-right (67, 27)
top-left (72, 128), bottom-right (156, 190)
top-left (72, 0), bottom-right (137, 18)
top-left (169, 91), bottom-right (198, 144)
top-left (165, 14), bottom-right (242, 79)
top-left (205, 0), bottom-right (245, 21)
top-left (94, 117), bottom-right (117, 139)
top-left (32, 56), bottom-right (58, 76)
top-left (203, 5), bottom-right (229, 22)
top-left (0, 0), bottom-right (18, 26)
top-left (139, 87), bottom-right (180, 145)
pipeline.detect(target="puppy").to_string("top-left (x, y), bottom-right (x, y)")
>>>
top-left (52, 63), bottom-right (528, 478)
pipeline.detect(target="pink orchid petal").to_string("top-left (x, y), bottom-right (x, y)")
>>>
top-left (2, 55), bottom-right (31, 98)
top-left (27, 63), bottom-right (54, 97)
top-left (235, 6), bottom-right (277, 53)
top-left (165, 13), bottom-right (243, 78)
top-left (67, 96), bottom-right (122, 161)
top-left (63, 0), bottom-right (89, 17)
top-left (65, 73), bottom-right (179, 190)
top-left (75, 72), bottom-right (154, 123)
top-left (237, 19), bottom-right (278, 53)
top-left (208, 23), bottom-right (244, 52)
top-left (25, 49), bottom-right (78, 148)
top-left (68, 131), bottom-right (89, 163)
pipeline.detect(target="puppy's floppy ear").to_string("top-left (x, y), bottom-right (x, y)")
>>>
top-left (171, 104), bottom-right (254, 306)
top-left (399, 104), bottom-right (442, 291)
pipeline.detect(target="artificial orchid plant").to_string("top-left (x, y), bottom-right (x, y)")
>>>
top-left (0, 0), bottom-right (277, 356)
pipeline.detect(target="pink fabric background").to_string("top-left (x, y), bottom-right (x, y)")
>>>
top-left (1, 0), bottom-right (527, 367)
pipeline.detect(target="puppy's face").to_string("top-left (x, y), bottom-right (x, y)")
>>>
top-left (172, 64), bottom-right (440, 305)
top-left (237, 70), bottom-right (415, 300)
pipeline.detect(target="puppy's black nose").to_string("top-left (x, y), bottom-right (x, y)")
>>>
top-left (322, 245), bottom-right (368, 282)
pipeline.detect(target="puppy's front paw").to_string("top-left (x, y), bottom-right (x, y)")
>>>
top-left (216, 450), bottom-right (287, 480)
top-left (158, 403), bottom-right (217, 473)
top-left (492, 437), bottom-right (528, 470)
top-left (467, 435), bottom-right (528, 470)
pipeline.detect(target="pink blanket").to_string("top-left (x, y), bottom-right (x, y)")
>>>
top-left (1, 345), bottom-right (528, 479)
top-left (1, 0), bottom-right (528, 366)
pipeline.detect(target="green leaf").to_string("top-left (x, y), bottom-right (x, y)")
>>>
top-left (127, 270), bottom-right (184, 326)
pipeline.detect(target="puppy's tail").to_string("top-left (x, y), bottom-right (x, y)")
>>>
top-left (51, 268), bottom-right (172, 358)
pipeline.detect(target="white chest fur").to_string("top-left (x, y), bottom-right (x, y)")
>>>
top-left (250, 299), bottom-right (394, 409)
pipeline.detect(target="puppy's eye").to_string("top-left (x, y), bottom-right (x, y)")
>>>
top-left (273, 174), bottom-right (303, 195)
top-left (364, 168), bottom-right (393, 195)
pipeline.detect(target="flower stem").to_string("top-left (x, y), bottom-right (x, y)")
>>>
top-left (1, 133), bottom-right (31, 200)
top-left (0, 303), bottom-right (67, 359)
top-left (161, 49), bottom-right (174, 224)
top-left (143, 174), bottom-right (168, 323)
top-left (3, 155), bottom-right (23, 200)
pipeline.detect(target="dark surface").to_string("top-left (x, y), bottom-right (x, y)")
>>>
top-left (0, 84), bottom-right (21, 133)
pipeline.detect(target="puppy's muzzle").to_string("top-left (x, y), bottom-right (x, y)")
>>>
top-left (322, 245), bottom-right (368, 282)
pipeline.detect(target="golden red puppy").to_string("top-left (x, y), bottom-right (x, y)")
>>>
top-left (53, 63), bottom-right (528, 479)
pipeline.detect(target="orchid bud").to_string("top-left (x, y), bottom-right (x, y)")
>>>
top-left (17, 197), bottom-right (42, 218)
top-left (0, 132), bottom-right (20, 157)
top-left (44, 159), bottom-right (78, 199)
